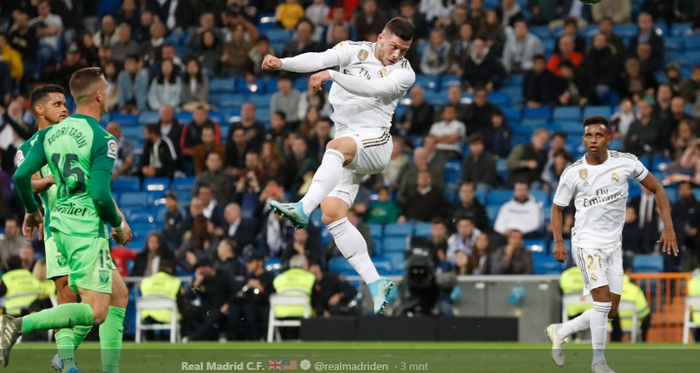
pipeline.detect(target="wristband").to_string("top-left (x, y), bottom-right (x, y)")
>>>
top-left (114, 220), bottom-right (125, 232)
top-left (554, 240), bottom-right (564, 244)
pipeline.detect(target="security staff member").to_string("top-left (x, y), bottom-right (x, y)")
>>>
top-left (309, 263), bottom-right (358, 316)
top-left (559, 264), bottom-right (592, 318)
top-left (273, 255), bottom-right (316, 319)
top-left (0, 255), bottom-right (42, 316)
top-left (689, 268), bottom-right (700, 341)
top-left (611, 259), bottom-right (651, 341)
top-left (140, 262), bottom-right (185, 324)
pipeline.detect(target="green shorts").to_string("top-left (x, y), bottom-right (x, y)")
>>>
top-left (44, 236), bottom-right (70, 280)
top-left (53, 233), bottom-right (115, 294)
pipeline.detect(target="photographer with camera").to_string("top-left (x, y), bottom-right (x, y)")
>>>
top-left (309, 263), bottom-right (357, 317)
top-left (228, 251), bottom-right (276, 340)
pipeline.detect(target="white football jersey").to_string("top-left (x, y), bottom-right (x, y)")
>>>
top-left (553, 150), bottom-right (649, 249)
top-left (328, 41), bottom-right (415, 135)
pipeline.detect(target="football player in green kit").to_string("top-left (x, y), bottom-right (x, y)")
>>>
top-left (8, 68), bottom-right (132, 373)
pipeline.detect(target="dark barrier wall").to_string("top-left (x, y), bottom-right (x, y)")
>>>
top-left (300, 317), bottom-right (518, 341)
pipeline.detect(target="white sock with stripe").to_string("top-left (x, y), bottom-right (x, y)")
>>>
top-left (327, 217), bottom-right (380, 284)
top-left (591, 301), bottom-right (612, 366)
top-left (300, 149), bottom-right (345, 216)
top-left (556, 308), bottom-right (594, 339)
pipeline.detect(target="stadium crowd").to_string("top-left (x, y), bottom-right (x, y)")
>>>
top-left (0, 0), bottom-right (699, 339)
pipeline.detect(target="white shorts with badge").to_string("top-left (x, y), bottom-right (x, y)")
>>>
top-left (327, 131), bottom-right (392, 207)
top-left (572, 244), bottom-right (624, 296)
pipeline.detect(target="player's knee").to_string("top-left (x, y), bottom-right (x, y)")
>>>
top-left (91, 307), bottom-right (108, 325)
top-left (322, 210), bottom-right (345, 226)
top-left (57, 285), bottom-right (77, 304)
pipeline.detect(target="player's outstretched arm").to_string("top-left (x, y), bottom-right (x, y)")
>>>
top-left (640, 174), bottom-right (679, 256)
top-left (262, 50), bottom-right (341, 73)
top-left (318, 68), bottom-right (414, 98)
top-left (111, 199), bottom-right (132, 245)
top-left (551, 204), bottom-right (568, 263)
top-left (31, 172), bottom-right (54, 193)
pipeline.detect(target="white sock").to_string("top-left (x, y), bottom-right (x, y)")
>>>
top-left (328, 217), bottom-right (380, 284)
top-left (300, 149), bottom-right (345, 216)
top-left (591, 301), bottom-right (612, 366)
top-left (557, 308), bottom-right (594, 339)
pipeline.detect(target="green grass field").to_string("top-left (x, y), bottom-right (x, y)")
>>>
top-left (9, 342), bottom-right (700, 372)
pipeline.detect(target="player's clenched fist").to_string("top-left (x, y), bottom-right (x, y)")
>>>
top-left (309, 70), bottom-right (331, 92)
top-left (23, 210), bottom-right (44, 241)
top-left (261, 55), bottom-right (282, 70)
top-left (552, 242), bottom-right (567, 263)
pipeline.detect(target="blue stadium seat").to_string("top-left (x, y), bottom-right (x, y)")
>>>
top-left (530, 26), bottom-right (551, 39)
top-left (633, 255), bottom-right (663, 273)
top-left (413, 222), bottom-right (432, 237)
top-left (488, 92), bottom-right (511, 107)
top-left (424, 90), bottom-right (448, 105)
top-left (670, 23), bottom-right (692, 37)
top-left (685, 36), bottom-right (700, 51)
top-left (112, 177), bottom-right (140, 193)
top-left (677, 52), bottom-right (700, 68)
top-left (530, 190), bottom-right (549, 205)
top-left (212, 93), bottom-right (246, 109)
top-left (172, 177), bottom-right (195, 191)
top-left (257, 109), bottom-right (272, 123)
top-left (320, 226), bottom-right (332, 246)
top-left (120, 127), bottom-right (142, 140)
top-left (265, 29), bottom-right (292, 43)
top-left (174, 111), bottom-right (193, 123)
top-left (209, 78), bottom-right (236, 94)
top-left (384, 253), bottom-right (405, 272)
top-left (248, 94), bottom-right (272, 108)
top-left (582, 106), bottom-right (612, 119)
top-left (369, 224), bottom-right (383, 237)
top-left (502, 74), bottom-right (524, 88)
top-left (486, 205), bottom-right (500, 226)
top-left (384, 223), bottom-right (412, 237)
top-left (533, 253), bottom-right (563, 275)
top-left (501, 87), bottom-right (523, 106)
top-left (583, 25), bottom-right (600, 37)
top-left (496, 159), bottom-right (508, 182)
top-left (541, 38), bottom-right (555, 55)
top-left (553, 107), bottom-right (581, 122)
top-left (110, 113), bottom-right (139, 127)
top-left (693, 189), bottom-right (700, 202)
top-left (524, 239), bottom-right (547, 253)
top-left (131, 222), bottom-right (157, 235)
top-left (523, 107), bottom-right (551, 120)
top-left (444, 160), bottom-right (462, 187)
top-left (128, 209), bottom-right (157, 224)
top-left (265, 257), bottom-right (282, 274)
top-left (440, 75), bottom-right (461, 88)
top-left (502, 108), bottom-right (522, 123)
top-left (293, 78), bottom-right (309, 92)
top-left (555, 120), bottom-right (582, 135)
top-left (413, 75), bottom-right (440, 91)
top-left (119, 192), bottom-right (151, 207)
top-left (143, 177), bottom-right (170, 192)
top-left (475, 190), bottom-right (487, 205)
top-left (382, 236), bottom-right (407, 253)
top-left (488, 190), bottom-right (512, 206)
top-left (612, 24), bottom-right (638, 37)
top-left (124, 236), bottom-right (146, 251)
top-left (138, 111), bottom-right (160, 125)
top-left (663, 187), bottom-right (678, 203)
top-left (309, 209), bottom-right (323, 228)
top-left (329, 257), bottom-right (354, 273)
top-left (665, 37), bottom-right (684, 52)
top-left (444, 185), bottom-right (459, 203)
top-left (373, 257), bottom-right (393, 273)
top-left (235, 78), bottom-right (266, 94)
top-left (609, 138), bottom-right (624, 151)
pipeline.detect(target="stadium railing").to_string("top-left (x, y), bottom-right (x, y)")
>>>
top-left (629, 273), bottom-right (692, 342)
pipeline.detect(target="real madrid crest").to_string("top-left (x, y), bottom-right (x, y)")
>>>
top-left (358, 49), bottom-right (368, 61)
top-left (590, 273), bottom-right (597, 282)
top-left (377, 68), bottom-right (387, 78)
top-left (611, 172), bottom-right (620, 183)
top-left (579, 169), bottom-right (588, 180)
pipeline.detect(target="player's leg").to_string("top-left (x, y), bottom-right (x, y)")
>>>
top-left (270, 136), bottom-right (357, 229)
top-left (52, 276), bottom-right (80, 372)
top-left (99, 270), bottom-right (128, 373)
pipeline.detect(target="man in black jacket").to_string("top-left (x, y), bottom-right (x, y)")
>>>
top-left (523, 55), bottom-right (557, 108)
top-left (309, 263), bottom-right (358, 316)
top-left (140, 123), bottom-right (178, 179)
top-left (229, 251), bottom-right (276, 340)
top-left (674, 181), bottom-right (700, 268)
top-left (450, 183), bottom-right (490, 232)
top-left (461, 133), bottom-right (497, 191)
top-left (156, 104), bottom-right (182, 159)
top-left (464, 87), bottom-right (504, 135)
top-left (399, 86), bottom-right (434, 139)
top-left (215, 203), bottom-right (257, 254)
top-left (628, 13), bottom-right (664, 74)
top-left (461, 38), bottom-right (505, 92)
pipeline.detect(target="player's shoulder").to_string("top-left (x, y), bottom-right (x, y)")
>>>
top-left (560, 157), bottom-right (586, 180)
top-left (608, 150), bottom-right (639, 162)
top-left (332, 40), bottom-right (370, 56)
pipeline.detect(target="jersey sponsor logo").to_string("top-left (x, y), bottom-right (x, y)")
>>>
top-left (358, 49), bottom-right (368, 61)
top-left (107, 139), bottom-right (117, 159)
top-left (55, 202), bottom-right (88, 217)
top-left (14, 150), bottom-right (24, 167)
top-left (579, 169), bottom-right (588, 180)
top-left (611, 172), bottom-right (620, 183)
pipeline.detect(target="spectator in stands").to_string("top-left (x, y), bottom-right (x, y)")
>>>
top-left (496, 0), bottom-right (524, 27)
top-left (469, 233), bottom-right (491, 275)
top-left (662, 96), bottom-right (692, 148)
top-left (20, 245), bottom-right (34, 271)
top-left (447, 217), bottom-right (481, 261)
top-left (260, 141), bottom-right (286, 181)
top-left (437, 85), bottom-right (469, 125)
top-left (542, 132), bottom-right (572, 190)
top-left (429, 104), bottom-right (466, 160)
top-left (148, 59), bottom-right (183, 110)
top-left (398, 147), bottom-right (445, 206)
top-left (157, 0), bottom-right (195, 33)
top-left (367, 186), bottom-right (400, 225)
top-left (523, 54), bottom-right (557, 108)
top-left (592, 0), bottom-right (631, 23)
top-left (324, 5), bottom-right (351, 45)
top-left (30, 0), bottom-right (63, 79)
top-left (622, 205), bottom-right (644, 254)
top-left (131, 233), bottom-right (176, 277)
top-left (281, 229), bottom-right (321, 270)
top-left (585, 34), bottom-right (621, 105)
top-left (400, 171), bottom-right (449, 222)
top-left (306, 0), bottom-right (330, 26)
top-left (140, 124), bottom-right (178, 179)
top-left (669, 119), bottom-right (696, 166)
top-left (229, 251), bottom-right (275, 341)
top-left (298, 79), bottom-right (332, 121)
top-left (625, 99), bottom-right (662, 156)
top-left (597, 17), bottom-right (626, 61)
top-left (133, 10), bottom-right (154, 43)
top-left (675, 181), bottom-right (700, 266)
top-left (221, 24), bottom-right (254, 78)
top-left (461, 38), bottom-right (505, 92)
top-left (93, 15), bottom-right (118, 48)
top-left (548, 35), bottom-right (584, 77)
top-left (380, 137), bottom-right (409, 189)
top-left (424, 135), bottom-right (448, 170)
top-left (226, 126), bottom-right (250, 177)
top-left (116, 0), bottom-right (139, 30)
top-left (111, 24), bottom-right (139, 64)
top-left (117, 54), bottom-right (148, 113)
top-left (354, 0), bottom-right (390, 41)
top-left (425, 218), bottom-right (449, 264)
top-left (450, 182), bottom-right (489, 232)
top-left (8, 10), bottom-right (37, 67)
top-left (46, 44), bottom-right (86, 92)
top-left (177, 197), bottom-right (215, 271)
top-left (0, 34), bottom-right (23, 84)
top-left (266, 112), bottom-right (289, 148)
top-left (181, 59), bottom-right (210, 112)
top-left (193, 152), bottom-right (231, 204)
top-left (96, 44), bottom-right (114, 70)
top-left (400, 86), bottom-right (435, 140)
top-left (554, 18), bottom-right (586, 55)
top-left (248, 36), bottom-right (277, 77)
top-left (494, 182), bottom-right (543, 238)
top-left (506, 128), bottom-right (549, 187)
top-left (465, 87), bottom-right (502, 135)
top-left (420, 29), bottom-right (451, 76)
top-left (103, 61), bottom-right (119, 111)
top-left (480, 113), bottom-right (510, 160)
top-left (490, 230), bottom-right (533, 275)
top-left (502, 18), bottom-right (544, 74)
top-left (664, 62), bottom-right (683, 97)
top-left (481, 9), bottom-right (506, 57)
top-left (214, 203), bottom-right (256, 254)
top-left (0, 217), bottom-right (28, 265)
top-left (270, 75), bottom-right (302, 124)
top-left (193, 127), bottom-right (226, 176)
top-left (111, 246), bottom-right (137, 279)
top-left (230, 102), bottom-right (265, 153)
top-left (214, 239), bottom-right (242, 278)
top-left (610, 98), bottom-right (636, 139)
top-left (628, 13), bottom-right (664, 74)
top-left (181, 106), bottom-right (222, 159)
top-left (448, 23), bottom-right (474, 75)
top-left (235, 152), bottom-right (265, 201)
top-left (309, 263), bottom-right (358, 317)
top-left (668, 138), bottom-right (700, 185)
top-left (141, 21), bottom-right (166, 66)
top-left (162, 191), bottom-right (184, 246)
top-left (283, 18), bottom-right (323, 58)
top-left (620, 58), bottom-right (658, 102)
top-left (461, 133), bottom-right (497, 192)
top-left (284, 137), bottom-right (317, 197)
top-left (276, 0), bottom-right (304, 30)
top-left (420, 0), bottom-right (461, 24)
top-left (306, 119), bottom-right (332, 164)
top-left (188, 30), bottom-right (223, 77)
top-left (556, 61), bottom-right (591, 107)
top-left (222, 7), bottom-right (259, 42)
top-left (630, 186), bottom-right (660, 254)
top-left (197, 184), bottom-right (225, 228)
top-left (679, 65), bottom-right (700, 106)
top-left (636, 43), bottom-right (659, 75)
top-left (156, 105), bottom-right (183, 157)
top-left (106, 122), bottom-right (134, 180)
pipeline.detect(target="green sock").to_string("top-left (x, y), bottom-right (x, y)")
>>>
top-left (55, 329), bottom-right (77, 372)
top-left (99, 306), bottom-right (125, 373)
top-left (73, 324), bottom-right (92, 348)
top-left (21, 304), bottom-right (94, 334)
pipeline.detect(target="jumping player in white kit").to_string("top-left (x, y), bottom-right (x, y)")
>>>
top-left (546, 116), bottom-right (678, 373)
top-left (261, 17), bottom-right (415, 315)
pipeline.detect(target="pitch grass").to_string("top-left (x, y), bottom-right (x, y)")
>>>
top-left (10, 342), bottom-right (700, 372)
